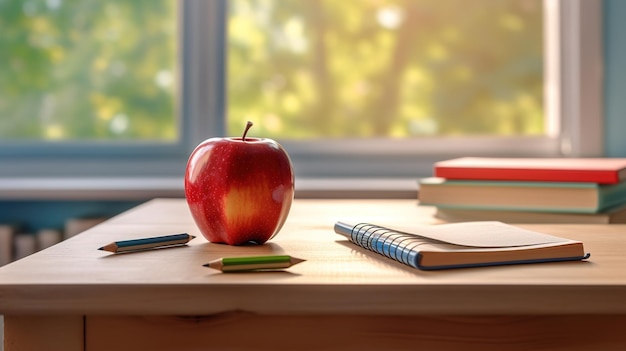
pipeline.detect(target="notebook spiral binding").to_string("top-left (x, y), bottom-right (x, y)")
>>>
top-left (350, 223), bottom-right (429, 269)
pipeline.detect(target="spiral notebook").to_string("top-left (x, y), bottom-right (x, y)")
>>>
top-left (334, 221), bottom-right (590, 270)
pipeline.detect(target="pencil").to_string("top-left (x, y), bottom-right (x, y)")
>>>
top-left (98, 233), bottom-right (195, 253)
top-left (203, 255), bottom-right (305, 272)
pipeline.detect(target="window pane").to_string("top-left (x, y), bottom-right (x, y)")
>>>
top-left (227, 0), bottom-right (543, 139)
top-left (0, 0), bottom-right (177, 141)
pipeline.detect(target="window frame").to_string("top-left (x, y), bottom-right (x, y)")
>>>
top-left (0, 0), bottom-right (603, 187)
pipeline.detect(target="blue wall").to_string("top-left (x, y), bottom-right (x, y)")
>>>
top-left (604, 0), bottom-right (626, 156)
top-left (0, 200), bottom-right (143, 233)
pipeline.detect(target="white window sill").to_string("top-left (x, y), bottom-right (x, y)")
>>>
top-left (0, 177), bottom-right (418, 200)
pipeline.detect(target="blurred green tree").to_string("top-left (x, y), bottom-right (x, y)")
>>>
top-left (0, 0), bottom-right (543, 142)
top-left (0, 0), bottom-right (176, 141)
top-left (227, 0), bottom-right (543, 139)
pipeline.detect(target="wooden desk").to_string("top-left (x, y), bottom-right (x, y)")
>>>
top-left (2, 199), bottom-right (626, 351)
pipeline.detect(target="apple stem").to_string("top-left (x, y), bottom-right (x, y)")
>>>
top-left (242, 121), bottom-right (253, 141)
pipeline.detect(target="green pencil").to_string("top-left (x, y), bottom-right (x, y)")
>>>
top-left (203, 255), bottom-right (305, 272)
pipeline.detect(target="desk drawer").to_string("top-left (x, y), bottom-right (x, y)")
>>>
top-left (85, 313), bottom-right (626, 351)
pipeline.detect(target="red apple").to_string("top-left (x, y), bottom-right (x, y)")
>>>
top-left (184, 122), bottom-right (295, 245)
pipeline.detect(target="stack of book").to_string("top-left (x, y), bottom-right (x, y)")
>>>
top-left (418, 157), bottom-right (626, 224)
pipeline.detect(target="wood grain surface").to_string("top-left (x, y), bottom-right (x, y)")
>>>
top-left (1, 199), bottom-right (626, 316)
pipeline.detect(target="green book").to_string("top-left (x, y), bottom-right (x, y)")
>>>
top-left (434, 203), bottom-right (626, 224)
top-left (418, 177), bottom-right (626, 213)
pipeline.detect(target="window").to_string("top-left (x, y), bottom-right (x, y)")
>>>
top-left (223, 0), bottom-right (603, 178)
top-left (0, 0), bottom-right (603, 192)
top-left (0, 0), bottom-right (190, 180)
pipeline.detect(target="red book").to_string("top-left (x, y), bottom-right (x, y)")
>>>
top-left (434, 157), bottom-right (626, 184)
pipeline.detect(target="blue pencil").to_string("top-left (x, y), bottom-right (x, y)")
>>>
top-left (98, 233), bottom-right (195, 253)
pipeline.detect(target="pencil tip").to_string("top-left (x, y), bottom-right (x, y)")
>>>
top-left (290, 256), bottom-right (306, 266)
top-left (98, 247), bottom-right (104, 251)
